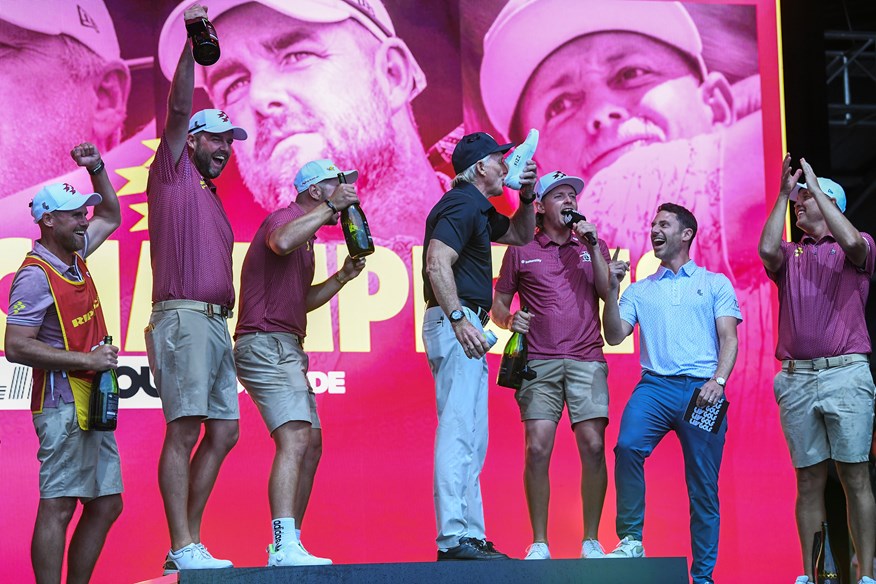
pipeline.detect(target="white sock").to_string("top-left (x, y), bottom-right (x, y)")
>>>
top-left (271, 518), bottom-right (297, 551)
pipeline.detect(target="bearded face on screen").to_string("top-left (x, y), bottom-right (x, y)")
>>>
top-left (204, 5), bottom-right (397, 211)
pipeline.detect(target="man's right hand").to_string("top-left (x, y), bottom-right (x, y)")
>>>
top-left (510, 310), bottom-right (532, 334)
top-left (327, 183), bottom-right (360, 212)
top-left (184, 3), bottom-right (208, 24)
top-left (608, 247), bottom-right (630, 292)
top-left (87, 343), bottom-right (119, 372)
top-left (452, 318), bottom-right (490, 359)
top-left (779, 152), bottom-right (802, 198)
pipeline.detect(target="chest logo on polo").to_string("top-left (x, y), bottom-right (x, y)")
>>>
top-left (200, 179), bottom-right (208, 190)
top-left (580, 251), bottom-right (591, 262)
top-left (521, 259), bottom-right (541, 264)
top-left (794, 246), bottom-right (803, 257)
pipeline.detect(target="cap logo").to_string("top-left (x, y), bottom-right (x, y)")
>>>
top-left (77, 5), bottom-right (99, 32)
top-left (63, 183), bottom-right (77, 194)
top-left (217, 111), bottom-right (230, 123)
top-left (350, 0), bottom-right (377, 20)
top-left (551, 171), bottom-right (566, 179)
top-left (42, 202), bottom-right (50, 210)
top-left (328, 165), bottom-right (336, 171)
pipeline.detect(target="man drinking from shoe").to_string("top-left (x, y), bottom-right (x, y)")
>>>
top-left (601, 203), bottom-right (741, 584)
top-left (145, 3), bottom-right (245, 574)
top-left (422, 132), bottom-right (536, 560)
top-left (759, 156), bottom-right (875, 584)
top-left (234, 159), bottom-right (366, 567)
top-left (492, 171), bottom-right (612, 560)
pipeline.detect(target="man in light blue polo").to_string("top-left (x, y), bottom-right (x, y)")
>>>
top-left (601, 203), bottom-right (741, 584)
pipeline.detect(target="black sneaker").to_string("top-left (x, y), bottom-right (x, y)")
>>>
top-left (471, 538), bottom-right (510, 559)
top-left (437, 537), bottom-right (509, 561)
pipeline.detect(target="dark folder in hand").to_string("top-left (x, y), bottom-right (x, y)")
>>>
top-left (683, 387), bottom-right (729, 434)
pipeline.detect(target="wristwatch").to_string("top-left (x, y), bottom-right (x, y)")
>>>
top-left (325, 199), bottom-right (339, 213)
top-left (519, 193), bottom-right (536, 205)
top-left (713, 376), bottom-right (726, 387)
top-left (448, 309), bottom-right (465, 324)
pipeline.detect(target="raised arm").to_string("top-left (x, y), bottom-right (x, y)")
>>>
top-left (800, 158), bottom-right (869, 267)
top-left (601, 253), bottom-right (633, 345)
top-left (71, 143), bottom-right (120, 256)
top-left (759, 153), bottom-right (798, 273)
top-left (164, 4), bottom-right (207, 164)
top-left (425, 239), bottom-right (490, 358)
top-left (496, 160), bottom-right (537, 246)
top-left (268, 184), bottom-right (359, 255)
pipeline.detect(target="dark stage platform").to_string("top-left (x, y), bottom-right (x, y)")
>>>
top-left (139, 557), bottom-right (690, 584)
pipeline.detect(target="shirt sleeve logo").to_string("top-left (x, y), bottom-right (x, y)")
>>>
top-left (10, 300), bottom-right (26, 314)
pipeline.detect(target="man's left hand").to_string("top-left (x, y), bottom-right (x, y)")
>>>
top-left (696, 379), bottom-right (724, 408)
top-left (340, 256), bottom-right (366, 282)
top-left (70, 143), bottom-right (102, 170)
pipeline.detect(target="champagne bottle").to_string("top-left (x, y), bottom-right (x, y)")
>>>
top-left (88, 336), bottom-right (119, 431)
top-left (497, 307), bottom-right (537, 389)
top-left (813, 522), bottom-right (839, 584)
top-left (337, 173), bottom-right (375, 259)
top-left (186, 17), bottom-right (221, 66)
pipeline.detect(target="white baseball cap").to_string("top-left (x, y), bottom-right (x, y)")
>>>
top-left (2, 0), bottom-right (120, 60)
top-left (791, 178), bottom-right (847, 213)
top-left (30, 183), bottom-right (102, 223)
top-left (157, 0), bottom-right (426, 99)
top-left (189, 109), bottom-right (248, 140)
top-left (481, 0), bottom-right (707, 138)
top-left (294, 159), bottom-right (358, 193)
top-left (535, 171), bottom-right (585, 202)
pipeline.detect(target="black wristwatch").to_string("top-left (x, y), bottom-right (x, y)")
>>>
top-left (519, 193), bottom-right (536, 205)
top-left (448, 309), bottom-right (465, 324)
top-left (325, 199), bottom-right (338, 213)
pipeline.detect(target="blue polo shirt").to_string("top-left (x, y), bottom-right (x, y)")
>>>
top-left (619, 260), bottom-right (742, 377)
top-left (422, 182), bottom-right (510, 310)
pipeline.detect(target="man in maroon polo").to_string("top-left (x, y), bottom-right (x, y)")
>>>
top-left (759, 154), bottom-right (876, 584)
top-left (233, 159), bottom-right (365, 567)
top-left (492, 170), bottom-right (612, 560)
top-left (144, 3), bottom-right (247, 574)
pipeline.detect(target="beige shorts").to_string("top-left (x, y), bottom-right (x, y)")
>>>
top-left (33, 400), bottom-right (123, 500)
top-left (774, 361), bottom-right (876, 467)
top-left (145, 307), bottom-right (239, 422)
top-left (234, 332), bottom-right (321, 434)
top-left (516, 359), bottom-right (609, 425)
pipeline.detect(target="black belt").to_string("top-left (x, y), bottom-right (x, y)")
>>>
top-left (426, 299), bottom-right (490, 327)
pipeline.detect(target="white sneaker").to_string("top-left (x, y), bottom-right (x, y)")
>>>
top-left (503, 128), bottom-right (538, 189)
top-left (581, 539), bottom-right (606, 558)
top-left (605, 536), bottom-right (645, 558)
top-left (267, 542), bottom-right (333, 566)
top-left (793, 577), bottom-right (811, 584)
top-left (162, 543), bottom-right (233, 575)
top-left (524, 542), bottom-right (550, 560)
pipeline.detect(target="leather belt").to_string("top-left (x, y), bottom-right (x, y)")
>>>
top-left (425, 299), bottom-right (490, 327)
top-left (782, 353), bottom-right (868, 373)
top-left (153, 300), bottom-right (233, 319)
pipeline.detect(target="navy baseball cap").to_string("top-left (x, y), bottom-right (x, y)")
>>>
top-left (451, 132), bottom-right (513, 175)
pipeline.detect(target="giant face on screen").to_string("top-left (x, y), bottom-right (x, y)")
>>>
top-left (158, 0), bottom-right (433, 226)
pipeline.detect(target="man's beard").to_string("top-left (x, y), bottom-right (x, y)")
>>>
top-left (236, 93), bottom-right (397, 211)
top-left (192, 144), bottom-right (225, 179)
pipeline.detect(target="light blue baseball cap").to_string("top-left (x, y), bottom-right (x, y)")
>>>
top-left (791, 177), bottom-right (846, 212)
top-left (30, 183), bottom-right (102, 223)
top-left (294, 159), bottom-right (358, 193)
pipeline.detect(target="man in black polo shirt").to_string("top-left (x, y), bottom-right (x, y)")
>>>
top-left (422, 132), bottom-right (537, 560)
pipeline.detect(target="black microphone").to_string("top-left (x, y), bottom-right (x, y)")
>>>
top-left (561, 210), bottom-right (597, 246)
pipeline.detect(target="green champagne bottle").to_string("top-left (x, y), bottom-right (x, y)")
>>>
top-left (337, 173), bottom-right (374, 259)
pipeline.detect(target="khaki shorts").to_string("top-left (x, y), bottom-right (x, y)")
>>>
top-left (774, 361), bottom-right (876, 467)
top-left (516, 359), bottom-right (609, 425)
top-left (234, 332), bottom-right (321, 434)
top-left (145, 307), bottom-right (239, 422)
top-left (33, 400), bottom-right (123, 500)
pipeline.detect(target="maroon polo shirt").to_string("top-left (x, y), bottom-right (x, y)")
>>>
top-left (768, 232), bottom-right (874, 360)
top-left (146, 132), bottom-right (235, 308)
top-left (496, 230), bottom-right (610, 362)
top-left (235, 204), bottom-right (315, 339)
